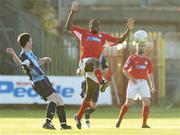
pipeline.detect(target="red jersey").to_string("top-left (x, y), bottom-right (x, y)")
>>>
top-left (123, 54), bottom-right (154, 79)
top-left (70, 25), bottom-right (119, 59)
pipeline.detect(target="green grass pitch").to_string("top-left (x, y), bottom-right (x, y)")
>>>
top-left (0, 106), bottom-right (180, 135)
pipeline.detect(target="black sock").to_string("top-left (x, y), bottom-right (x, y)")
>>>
top-left (85, 108), bottom-right (95, 119)
top-left (46, 102), bottom-right (56, 123)
top-left (57, 106), bottom-right (67, 126)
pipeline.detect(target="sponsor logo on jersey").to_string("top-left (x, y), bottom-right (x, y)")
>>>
top-left (135, 65), bottom-right (147, 69)
top-left (87, 36), bottom-right (101, 42)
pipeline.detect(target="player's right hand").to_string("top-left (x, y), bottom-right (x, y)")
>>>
top-left (71, 1), bottom-right (79, 12)
top-left (126, 18), bottom-right (134, 31)
top-left (6, 48), bottom-right (15, 55)
top-left (150, 88), bottom-right (157, 93)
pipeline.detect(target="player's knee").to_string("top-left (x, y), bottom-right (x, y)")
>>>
top-left (48, 93), bottom-right (64, 106)
top-left (90, 102), bottom-right (96, 109)
top-left (47, 98), bottom-right (57, 106)
top-left (142, 98), bottom-right (150, 106)
top-left (144, 101), bottom-right (150, 106)
top-left (94, 60), bottom-right (100, 69)
top-left (84, 60), bottom-right (95, 72)
top-left (125, 99), bottom-right (134, 106)
top-left (56, 94), bottom-right (64, 106)
top-left (84, 96), bottom-right (91, 102)
top-left (84, 97), bottom-right (91, 104)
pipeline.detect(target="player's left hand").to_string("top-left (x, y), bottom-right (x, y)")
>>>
top-left (126, 18), bottom-right (134, 31)
top-left (44, 57), bottom-right (51, 63)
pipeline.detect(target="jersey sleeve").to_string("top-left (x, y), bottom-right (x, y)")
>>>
top-left (32, 52), bottom-right (40, 65)
top-left (19, 52), bottom-right (31, 75)
top-left (147, 59), bottom-right (154, 74)
top-left (103, 33), bottom-right (119, 45)
top-left (19, 52), bottom-right (29, 63)
top-left (123, 55), bottom-right (134, 70)
top-left (69, 25), bottom-right (87, 40)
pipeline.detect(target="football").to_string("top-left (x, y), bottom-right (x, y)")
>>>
top-left (134, 30), bottom-right (148, 42)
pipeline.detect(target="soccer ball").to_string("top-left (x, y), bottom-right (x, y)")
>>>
top-left (134, 30), bottom-right (148, 42)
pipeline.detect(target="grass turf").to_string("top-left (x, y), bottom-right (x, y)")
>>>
top-left (0, 106), bottom-right (180, 135)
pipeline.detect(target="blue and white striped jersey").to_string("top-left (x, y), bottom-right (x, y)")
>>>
top-left (19, 50), bottom-right (45, 82)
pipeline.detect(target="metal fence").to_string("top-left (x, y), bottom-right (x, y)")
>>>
top-left (0, 0), bottom-right (79, 76)
top-left (42, 34), bottom-right (78, 75)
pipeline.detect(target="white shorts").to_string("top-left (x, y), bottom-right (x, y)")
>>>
top-left (126, 79), bottom-right (151, 100)
top-left (79, 57), bottom-right (99, 83)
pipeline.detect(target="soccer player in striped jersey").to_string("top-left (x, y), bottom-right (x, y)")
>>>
top-left (6, 33), bottom-right (71, 130)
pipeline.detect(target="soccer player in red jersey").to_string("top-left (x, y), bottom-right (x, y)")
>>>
top-left (80, 54), bottom-right (112, 128)
top-left (66, 1), bottom-right (134, 129)
top-left (115, 41), bottom-right (156, 128)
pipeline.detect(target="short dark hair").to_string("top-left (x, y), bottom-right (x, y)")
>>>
top-left (89, 18), bottom-right (100, 26)
top-left (17, 33), bottom-right (31, 48)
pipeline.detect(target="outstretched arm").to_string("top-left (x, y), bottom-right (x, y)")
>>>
top-left (65, 1), bottom-right (79, 31)
top-left (39, 57), bottom-right (51, 65)
top-left (6, 48), bottom-right (22, 66)
top-left (116, 18), bottom-right (134, 44)
top-left (6, 48), bottom-right (28, 73)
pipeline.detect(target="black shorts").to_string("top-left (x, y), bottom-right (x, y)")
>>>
top-left (81, 80), bottom-right (99, 102)
top-left (92, 87), bottom-right (99, 102)
top-left (32, 77), bottom-right (56, 101)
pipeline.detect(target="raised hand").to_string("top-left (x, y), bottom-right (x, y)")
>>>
top-left (71, 1), bottom-right (79, 12)
top-left (126, 18), bottom-right (134, 31)
top-left (6, 48), bottom-right (15, 55)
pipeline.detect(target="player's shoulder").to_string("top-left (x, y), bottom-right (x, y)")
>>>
top-left (128, 54), bottom-right (137, 60)
top-left (125, 55), bottom-right (136, 63)
top-left (19, 51), bottom-right (26, 57)
top-left (99, 31), bottom-right (106, 34)
top-left (19, 50), bottom-right (32, 58)
top-left (99, 31), bottom-right (110, 36)
top-left (144, 55), bottom-right (152, 61)
top-left (19, 51), bottom-right (28, 61)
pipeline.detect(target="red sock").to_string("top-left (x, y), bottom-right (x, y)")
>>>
top-left (142, 106), bottom-right (150, 125)
top-left (77, 101), bottom-right (90, 120)
top-left (118, 104), bottom-right (128, 121)
top-left (105, 68), bottom-right (112, 81)
top-left (94, 69), bottom-right (103, 84)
